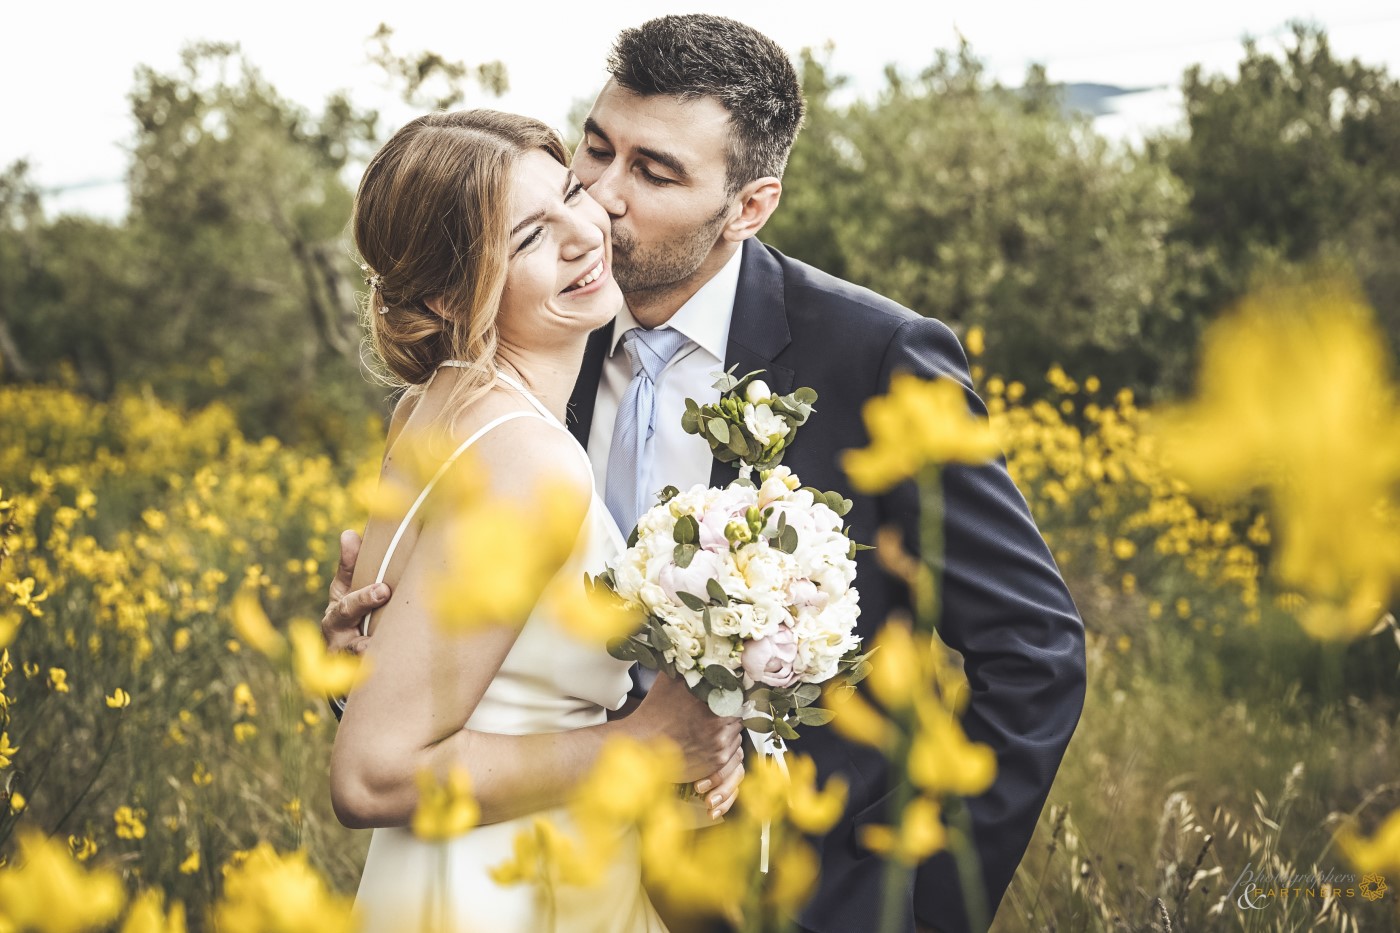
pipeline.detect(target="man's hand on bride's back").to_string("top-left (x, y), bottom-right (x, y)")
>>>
top-left (625, 671), bottom-right (745, 821)
top-left (321, 530), bottom-right (390, 657)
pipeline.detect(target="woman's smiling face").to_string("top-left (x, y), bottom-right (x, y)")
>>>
top-left (495, 149), bottom-right (622, 350)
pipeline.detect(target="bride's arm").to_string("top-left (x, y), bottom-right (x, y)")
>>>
top-left (329, 425), bottom-right (740, 829)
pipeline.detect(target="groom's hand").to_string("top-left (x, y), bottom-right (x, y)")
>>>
top-left (321, 530), bottom-right (389, 657)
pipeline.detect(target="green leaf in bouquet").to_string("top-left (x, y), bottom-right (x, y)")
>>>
top-left (647, 618), bottom-right (674, 652)
top-left (714, 447), bottom-right (741, 464)
top-left (748, 686), bottom-right (773, 708)
top-left (703, 664), bottom-right (741, 691)
top-left (705, 578), bottom-right (728, 605)
top-left (743, 717), bottom-right (774, 733)
top-left (673, 514), bottom-right (699, 545)
top-left (627, 525), bottom-right (640, 548)
top-left (707, 417), bottom-right (730, 444)
top-left (847, 659), bottom-right (873, 685)
top-left (607, 637), bottom-right (640, 662)
top-left (681, 407), bottom-right (701, 435)
top-left (673, 543), bottom-right (700, 569)
top-left (658, 485), bottom-right (680, 505)
top-left (794, 707), bottom-right (836, 727)
top-left (726, 431), bottom-right (752, 460)
top-left (773, 716), bottom-right (800, 740)
top-left (793, 682), bottom-right (822, 706)
top-left (676, 590), bottom-right (707, 612)
top-left (634, 642), bottom-right (660, 670)
top-left (701, 606), bottom-right (713, 635)
top-left (778, 524), bottom-right (800, 554)
top-left (707, 688), bottom-right (743, 718)
top-left (793, 387), bottom-right (818, 406)
top-left (769, 692), bottom-right (793, 715)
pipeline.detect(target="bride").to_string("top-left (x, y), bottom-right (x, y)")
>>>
top-left (330, 110), bottom-right (744, 932)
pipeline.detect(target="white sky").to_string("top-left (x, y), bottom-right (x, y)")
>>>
top-left (7, 0), bottom-right (1400, 218)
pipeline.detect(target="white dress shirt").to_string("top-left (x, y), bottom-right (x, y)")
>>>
top-left (587, 247), bottom-right (744, 505)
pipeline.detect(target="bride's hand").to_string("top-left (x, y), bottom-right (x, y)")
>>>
top-left (626, 671), bottom-right (743, 788)
top-left (694, 744), bottom-right (745, 821)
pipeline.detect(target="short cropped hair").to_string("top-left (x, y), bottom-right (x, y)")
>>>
top-left (607, 14), bottom-right (805, 194)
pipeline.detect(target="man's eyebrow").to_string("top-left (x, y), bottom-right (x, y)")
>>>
top-left (582, 117), bottom-right (689, 181)
top-left (636, 146), bottom-right (689, 181)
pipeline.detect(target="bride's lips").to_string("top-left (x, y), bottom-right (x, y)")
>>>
top-left (560, 257), bottom-right (608, 297)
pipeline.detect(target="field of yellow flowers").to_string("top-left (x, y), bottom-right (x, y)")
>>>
top-left (2, 284), bottom-right (1398, 931)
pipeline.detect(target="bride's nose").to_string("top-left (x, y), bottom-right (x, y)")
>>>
top-left (559, 212), bottom-right (604, 260)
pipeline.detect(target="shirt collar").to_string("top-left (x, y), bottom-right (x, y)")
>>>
top-left (607, 246), bottom-right (743, 363)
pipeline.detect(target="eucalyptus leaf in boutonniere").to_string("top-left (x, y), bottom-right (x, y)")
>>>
top-left (681, 369), bottom-right (818, 479)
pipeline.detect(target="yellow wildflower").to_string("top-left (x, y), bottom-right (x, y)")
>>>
top-left (859, 796), bottom-right (947, 864)
top-left (843, 374), bottom-right (1001, 494)
top-left (784, 754), bottom-right (848, 835)
top-left (67, 835), bottom-right (98, 862)
top-left (192, 762), bottom-right (213, 787)
top-left (179, 851), bottom-right (201, 875)
top-left (11, 788), bottom-right (26, 813)
top-left (115, 805), bottom-right (148, 840)
top-left (231, 589), bottom-right (286, 659)
top-left (964, 325), bottom-right (985, 357)
top-left (232, 723), bottom-right (257, 744)
top-left (232, 682), bottom-right (257, 717)
top-left (213, 843), bottom-right (356, 933)
top-left (547, 582), bottom-right (643, 644)
top-left (411, 767), bottom-right (480, 841)
top-left (1336, 807), bottom-right (1400, 874)
top-left (119, 888), bottom-right (187, 933)
top-left (289, 619), bottom-right (367, 698)
top-left (0, 731), bottom-right (17, 769)
top-left (0, 610), bottom-right (20, 648)
top-left (823, 682), bottom-right (893, 749)
top-left (0, 830), bottom-right (126, 932)
top-left (1155, 282), bottom-right (1400, 639)
top-left (105, 688), bottom-right (131, 709)
top-left (48, 667), bottom-right (70, 693)
top-left (172, 628), bottom-right (191, 652)
top-left (5, 577), bottom-right (47, 617)
top-left (908, 702), bottom-right (996, 797)
top-left (490, 817), bottom-right (602, 888)
top-left (866, 620), bottom-right (923, 711)
top-left (432, 475), bottom-right (587, 632)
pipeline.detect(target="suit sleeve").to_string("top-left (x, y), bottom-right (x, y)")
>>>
top-left (875, 316), bottom-right (1087, 932)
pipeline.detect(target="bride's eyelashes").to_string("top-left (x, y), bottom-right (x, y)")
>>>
top-left (512, 177), bottom-right (588, 256)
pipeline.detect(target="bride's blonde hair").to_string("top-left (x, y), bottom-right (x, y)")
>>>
top-left (354, 110), bottom-right (570, 413)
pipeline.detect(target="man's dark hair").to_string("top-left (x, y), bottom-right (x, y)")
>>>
top-left (607, 14), bottom-right (805, 194)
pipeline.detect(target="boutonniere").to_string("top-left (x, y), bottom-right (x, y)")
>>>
top-left (681, 369), bottom-right (818, 480)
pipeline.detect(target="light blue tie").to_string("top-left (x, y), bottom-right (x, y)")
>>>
top-left (605, 326), bottom-right (692, 534)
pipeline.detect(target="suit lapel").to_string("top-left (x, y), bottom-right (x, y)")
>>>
top-left (567, 321), bottom-right (613, 448)
top-left (710, 239), bottom-right (795, 487)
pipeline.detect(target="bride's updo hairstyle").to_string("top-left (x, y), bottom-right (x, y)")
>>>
top-left (354, 110), bottom-right (569, 405)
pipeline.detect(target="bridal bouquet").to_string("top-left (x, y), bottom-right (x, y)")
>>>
top-left (594, 371), bottom-right (870, 746)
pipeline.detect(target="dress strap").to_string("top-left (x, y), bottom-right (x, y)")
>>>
top-left (360, 408), bottom-right (547, 636)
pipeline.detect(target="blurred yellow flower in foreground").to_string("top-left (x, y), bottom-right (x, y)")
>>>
top-left (490, 816), bottom-right (603, 888)
top-left (213, 843), bottom-right (356, 933)
top-left (432, 476), bottom-right (587, 632)
top-left (411, 766), bottom-right (480, 841)
top-left (1336, 807), bottom-right (1400, 874)
top-left (1156, 282), bottom-right (1400, 639)
top-left (860, 796), bottom-right (947, 864)
top-left (119, 888), bottom-right (187, 933)
top-left (105, 688), bottom-right (131, 709)
top-left (0, 731), bottom-right (18, 768)
top-left (783, 754), bottom-right (848, 835)
top-left (288, 619), bottom-right (367, 698)
top-left (0, 830), bottom-right (126, 933)
top-left (843, 374), bottom-right (1001, 494)
top-left (231, 589), bottom-right (287, 659)
top-left (548, 580), bottom-right (643, 645)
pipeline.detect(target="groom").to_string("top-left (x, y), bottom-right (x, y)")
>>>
top-left (323, 14), bottom-right (1084, 933)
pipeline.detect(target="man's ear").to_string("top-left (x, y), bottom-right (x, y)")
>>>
top-left (722, 177), bottom-right (782, 243)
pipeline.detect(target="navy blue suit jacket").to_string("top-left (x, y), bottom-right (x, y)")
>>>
top-left (567, 238), bottom-right (1085, 933)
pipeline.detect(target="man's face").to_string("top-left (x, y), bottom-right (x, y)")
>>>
top-left (573, 81), bottom-right (734, 300)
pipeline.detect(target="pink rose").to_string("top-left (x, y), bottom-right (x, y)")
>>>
top-left (659, 549), bottom-right (722, 606)
top-left (741, 624), bottom-right (800, 688)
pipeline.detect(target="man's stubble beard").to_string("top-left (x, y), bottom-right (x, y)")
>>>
top-left (611, 203), bottom-right (731, 312)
